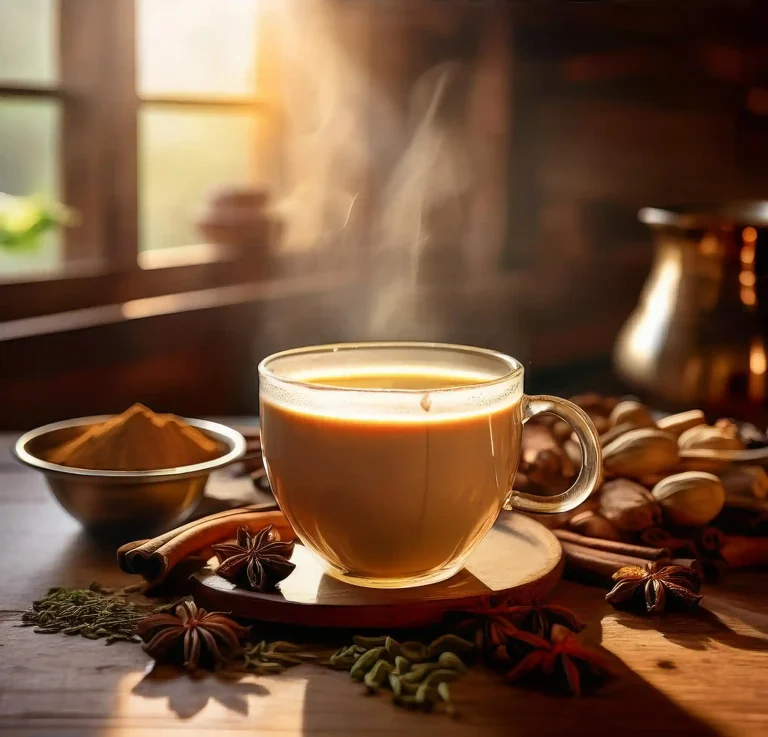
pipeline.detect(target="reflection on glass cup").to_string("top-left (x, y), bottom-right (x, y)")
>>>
top-left (259, 343), bottom-right (601, 589)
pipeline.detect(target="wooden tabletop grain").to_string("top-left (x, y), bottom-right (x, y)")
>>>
top-left (1, 433), bottom-right (768, 737)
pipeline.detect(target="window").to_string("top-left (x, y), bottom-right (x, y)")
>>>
top-left (0, 0), bottom-right (268, 314)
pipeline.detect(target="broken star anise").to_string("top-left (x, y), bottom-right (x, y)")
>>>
top-left (605, 561), bottom-right (703, 615)
top-left (504, 624), bottom-right (615, 697)
top-left (137, 598), bottom-right (250, 670)
top-left (453, 596), bottom-right (585, 651)
top-left (212, 525), bottom-right (295, 592)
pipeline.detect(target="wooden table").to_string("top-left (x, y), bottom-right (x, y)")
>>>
top-left (2, 433), bottom-right (768, 737)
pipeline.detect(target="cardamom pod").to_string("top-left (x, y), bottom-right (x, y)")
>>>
top-left (678, 425), bottom-right (745, 452)
top-left (364, 659), bottom-right (393, 689)
top-left (656, 409), bottom-right (706, 437)
top-left (603, 428), bottom-right (679, 479)
top-left (609, 400), bottom-right (656, 430)
top-left (718, 465), bottom-right (768, 501)
top-left (350, 647), bottom-right (385, 679)
top-left (598, 479), bottom-right (662, 531)
top-left (651, 472), bottom-right (725, 527)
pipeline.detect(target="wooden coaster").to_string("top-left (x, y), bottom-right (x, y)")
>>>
top-left (191, 512), bottom-right (563, 628)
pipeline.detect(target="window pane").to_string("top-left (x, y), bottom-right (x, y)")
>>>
top-left (0, 0), bottom-right (57, 84)
top-left (0, 99), bottom-right (61, 276)
top-left (138, 0), bottom-right (260, 97)
top-left (140, 107), bottom-right (260, 252)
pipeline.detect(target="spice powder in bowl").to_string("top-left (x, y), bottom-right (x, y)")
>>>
top-left (46, 403), bottom-right (222, 471)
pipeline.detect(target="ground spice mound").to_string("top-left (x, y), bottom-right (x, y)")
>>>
top-left (47, 404), bottom-right (221, 471)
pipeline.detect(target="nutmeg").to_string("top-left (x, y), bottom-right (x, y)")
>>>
top-left (609, 400), bottom-right (656, 430)
top-left (567, 510), bottom-right (622, 541)
top-left (651, 472), bottom-right (725, 527)
top-left (600, 422), bottom-right (638, 447)
top-left (718, 465), bottom-right (768, 501)
top-left (715, 418), bottom-right (767, 449)
top-left (525, 448), bottom-right (575, 492)
top-left (656, 409), bottom-right (706, 438)
top-left (598, 478), bottom-right (662, 531)
top-left (569, 393), bottom-right (606, 414)
top-left (603, 428), bottom-right (679, 480)
top-left (677, 451), bottom-right (732, 474)
top-left (552, 421), bottom-right (573, 445)
top-left (678, 424), bottom-right (745, 452)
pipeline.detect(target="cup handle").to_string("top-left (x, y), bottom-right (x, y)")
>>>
top-left (503, 394), bottom-right (602, 514)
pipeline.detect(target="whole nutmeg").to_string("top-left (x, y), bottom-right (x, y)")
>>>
top-left (569, 393), bottom-right (606, 414)
top-left (651, 472), bottom-right (725, 527)
top-left (525, 448), bottom-right (575, 493)
top-left (656, 409), bottom-right (706, 438)
top-left (600, 422), bottom-right (638, 448)
top-left (678, 424), bottom-right (745, 452)
top-left (609, 400), bottom-right (655, 430)
top-left (715, 418), bottom-right (767, 449)
top-left (603, 428), bottom-right (679, 480)
top-left (552, 421), bottom-right (573, 445)
top-left (567, 510), bottom-right (622, 541)
top-left (598, 479), bottom-right (662, 531)
top-left (718, 465), bottom-right (768, 501)
top-left (513, 470), bottom-right (530, 492)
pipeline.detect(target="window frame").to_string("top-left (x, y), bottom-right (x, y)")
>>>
top-left (0, 0), bottom-right (273, 321)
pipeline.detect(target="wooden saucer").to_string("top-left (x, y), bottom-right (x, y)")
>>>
top-left (191, 512), bottom-right (563, 628)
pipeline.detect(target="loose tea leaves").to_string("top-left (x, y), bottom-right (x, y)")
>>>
top-left (20, 582), bottom-right (153, 644)
top-left (236, 640), bottom-right (323, 675)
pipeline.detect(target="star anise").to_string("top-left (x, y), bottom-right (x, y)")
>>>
top-left (504, 624), bottom-right (615, 697)
top-left (212, 525), bottom-right (295, 592)
top-left (137, 598), bottom-right (250, 670)
top-left (452, 596), bottom-right (585, 650)
top-left (605, 562), bottom-right (703, 614)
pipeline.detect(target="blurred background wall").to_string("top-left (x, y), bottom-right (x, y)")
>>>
top-left (1, 0), bottom-right (767, 429)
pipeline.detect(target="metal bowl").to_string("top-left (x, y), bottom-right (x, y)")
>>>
top-left (13, 415), bottom-right (246, 532)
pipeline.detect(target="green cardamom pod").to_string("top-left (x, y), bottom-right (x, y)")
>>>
top-left (352, 635), bottom-right (388, 648)
top-left (384, 637), bottom-right (401, 658)
top-left (393, 656), bottom-right (411, 674)
top-left (423, 669), bottom-right (460, 688)
top-left (400, 663), bottom-right (441, 684)
top-left (350, 647), bottom-right (384, 679)
top-left (415, 681), bottom-right (440, 705)
top-left (428, 634), bottom-right (474, 656)
top-left (267, 641), bottom-right (300, 653)
top-left (363, 659), bottom-right (393, 689)
top-left (388, 673), bottom-right (402, 696)
top-left (437, 652), bottom-right (467, 673)
top-left (262, 652), bottom-right (303, 666)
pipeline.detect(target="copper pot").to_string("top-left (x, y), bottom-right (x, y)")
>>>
top-left (614, 202), bottom-right (768, 425)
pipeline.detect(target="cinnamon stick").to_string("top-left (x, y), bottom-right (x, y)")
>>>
top-left (559, 540), bottom-right (697, 587)
top-left (719, 536), bottom-right (768, 569)
top-left (553, 529), bottom-right (671, 561)
top-left (117, 502), bottom-right (277, 566)
top-left (117, 503), bottom-right (289, 586)
top-left (559, 541), bottom-right (657, 586)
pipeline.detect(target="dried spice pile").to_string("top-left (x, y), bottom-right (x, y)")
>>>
top-left (20, 582), bottom-right (157, 643)
top-left (20, 586), bottom-right (614, 715)
top-left (521, 393), bottom-right (768, 613)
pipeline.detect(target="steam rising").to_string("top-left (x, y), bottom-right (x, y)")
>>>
top-left (264, 1), bottom-right (481, 343)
